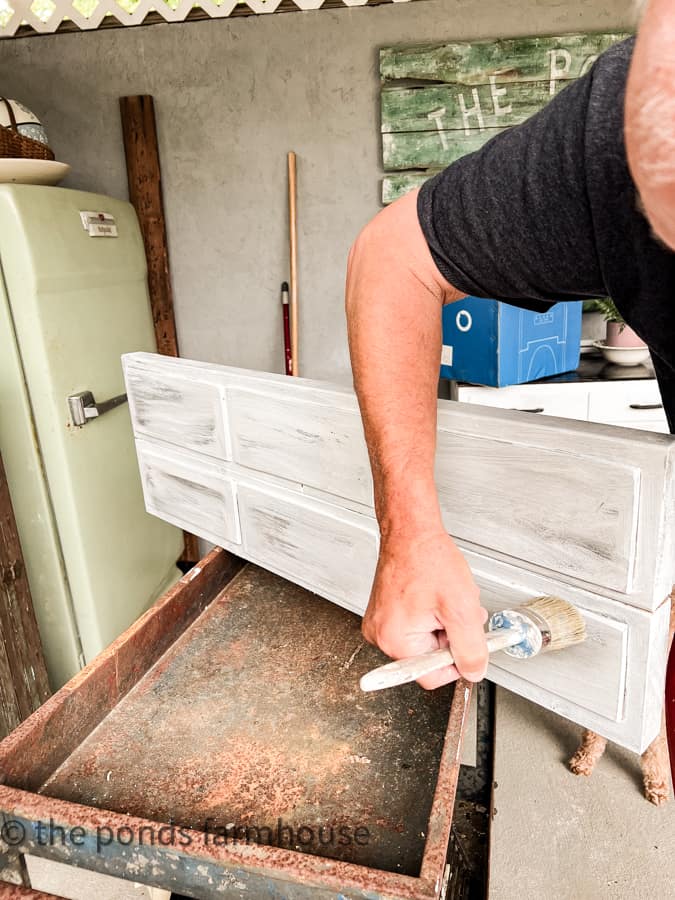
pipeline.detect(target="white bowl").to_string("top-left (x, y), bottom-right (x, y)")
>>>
top-left (592, 340), bottom-right (651, 367)
top-left (0, 158), bottom-right (70, 186)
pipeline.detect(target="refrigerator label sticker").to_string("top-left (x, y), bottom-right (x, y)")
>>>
top-left (79, 210), bottom-right (118, 238)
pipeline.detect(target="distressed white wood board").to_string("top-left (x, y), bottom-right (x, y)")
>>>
top-left (135, 438), bottom-right (379, 617)
top-left (123, 354), bottom-right (675, 752)
top-left (123, 353), bottom-right (675, 612)
top-left (130, 456), bottom-right (671, 753)
top-left (133, 436), bottom-right (669, 752)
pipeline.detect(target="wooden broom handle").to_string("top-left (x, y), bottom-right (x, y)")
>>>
top-left (288, 151), bottom-right (299, 376)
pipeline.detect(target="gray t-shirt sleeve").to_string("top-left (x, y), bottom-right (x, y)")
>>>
top-left (417, 69), bottom-right (605, 309)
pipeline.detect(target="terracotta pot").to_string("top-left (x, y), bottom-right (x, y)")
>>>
top-left (606, 321), bottom-right (647, 348)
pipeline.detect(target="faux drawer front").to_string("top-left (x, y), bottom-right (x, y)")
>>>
top-left (435, 429), bottom-right (640, 595)
top-left (587, 381), bottom-right (666, 426)
top-left (458, 384), bottom-right (589, 420)
top-left (226, 388), bottom-right (373, 504)
top-left (464, 549), bottom-right (670, 753)
top-left (237, 483), bottom-right (378, 615)
top-left (126, 366), bottom-right (230, 460)
top-left (136, 442), bottom-right (240, 547)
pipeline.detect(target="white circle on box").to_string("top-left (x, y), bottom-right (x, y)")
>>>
top-left (456, 310), bottom-right (473, 332)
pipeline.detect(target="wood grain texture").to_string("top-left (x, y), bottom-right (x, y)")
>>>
top-left (434, 431), bottom-right (639, 594)
top-left (379, 32), bottom-right (631, 86)
top-left (382, 173), bottom-right (433, 204)
top-left (383, 129), bottom-right (495, 171)
top-left (382, 81), bottom-right (553, 134)
top-left (0, 455), bottom-right (50, 739)
top-left (238, 483), bottom-right (378, 614)
top-left (125, 366), bottom-right (231, 460)
top-left (120, 94), bottom-right (199, 562)
top-left (120, 96), bottom-right (177, 358)
top-left (227, 388), bottom-right (373, 505)
top-left (137, 442), bottom-right (241, 549)
top-left (379, 31), bottom-right (630, 200)
top-left (123, 353), bottom-right (675, 751)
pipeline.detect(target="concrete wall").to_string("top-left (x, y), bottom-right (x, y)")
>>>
top-left (0, 0), bottom-right (636, 381)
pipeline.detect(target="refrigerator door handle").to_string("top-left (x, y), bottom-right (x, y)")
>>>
top-left (68, 390), bottom-right (128, 427)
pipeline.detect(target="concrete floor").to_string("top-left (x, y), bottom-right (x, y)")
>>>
top-left (491, 688), bottom-right (675, 899)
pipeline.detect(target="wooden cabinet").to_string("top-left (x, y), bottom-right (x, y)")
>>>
top-left (123, 353), bottom-right (675, 753)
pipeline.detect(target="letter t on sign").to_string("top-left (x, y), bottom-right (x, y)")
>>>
top-left (427, 107), bottom-right (449, 150)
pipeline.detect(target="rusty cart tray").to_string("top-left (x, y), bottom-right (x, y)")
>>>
top-left (0, 549), bottom-right (472, 900)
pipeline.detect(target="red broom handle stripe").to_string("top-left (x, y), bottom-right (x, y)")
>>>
top-left (666, 636), bottom-right (675, 786)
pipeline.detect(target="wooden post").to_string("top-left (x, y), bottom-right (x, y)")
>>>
top-left (120, 95), bottom-right (200, 563)
top-left (0, 454), bottom-right (50, 739)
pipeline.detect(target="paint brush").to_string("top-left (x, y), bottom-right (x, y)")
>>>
top-left (359, 595), bottom-right (586, 692)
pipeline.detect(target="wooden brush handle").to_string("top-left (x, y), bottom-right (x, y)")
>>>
top-left (359, 629), bottom-right (522, 692)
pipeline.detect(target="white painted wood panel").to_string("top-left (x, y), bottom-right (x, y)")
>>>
top-left (434, 430), bottom-right (639, 595)
top-left (123, 353), bottom-right (675, 610)
top-left (122, 353), bottom-right (675, 752)
top-left (136, 440), bottom-right (240, 548)
top-left (125, 366), bottom-right (231, 460)
top-left (459, 548), bottom-right (665, 749)
top-left (237, 482), bottom-right (379, 615)
top-left (227, 388), bottom-right (373, 504)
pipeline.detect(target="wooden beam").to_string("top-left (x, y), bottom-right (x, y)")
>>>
top-left (0, 454), bottom-right (50, 739)
top-left (119, 95), bottom-right (178, 357)
top-left (119, 95), bottom-right (199, 563)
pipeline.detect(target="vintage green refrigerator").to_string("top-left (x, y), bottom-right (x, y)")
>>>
top-left (0, 184), bottom-right (183, 689)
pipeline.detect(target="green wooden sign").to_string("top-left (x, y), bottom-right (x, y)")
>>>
top-left (380, 31), bottom-right (631, 203)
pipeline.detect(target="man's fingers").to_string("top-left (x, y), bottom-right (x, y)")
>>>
top-left (443, 611), bottom-right (489, 682)
top-left (416, 665), bottom-right (460, 690)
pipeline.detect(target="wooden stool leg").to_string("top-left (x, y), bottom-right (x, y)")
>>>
top-left (569, 729), bottom-right (608, 776)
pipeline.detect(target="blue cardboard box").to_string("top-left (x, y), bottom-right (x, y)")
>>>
top-left (440, 298), bottom-right (583, 387)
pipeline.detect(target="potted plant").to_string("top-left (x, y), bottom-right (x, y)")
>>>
top-left (592, 297), bottom-right (647, 348)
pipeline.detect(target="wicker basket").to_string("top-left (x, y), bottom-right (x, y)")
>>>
top-left (0, 98), bottom-right (55, 161)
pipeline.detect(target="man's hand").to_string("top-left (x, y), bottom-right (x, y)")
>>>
top-left (362, 529), bottom-right (489, 688)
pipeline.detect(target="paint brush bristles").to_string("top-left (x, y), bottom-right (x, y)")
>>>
top-left (522, 595), bottom-right (586, 651)
top-left (359, 594), bottom-right (587, 692)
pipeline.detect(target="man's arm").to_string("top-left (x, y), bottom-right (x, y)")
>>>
top-left (346, 188), bottom-right (488, 687)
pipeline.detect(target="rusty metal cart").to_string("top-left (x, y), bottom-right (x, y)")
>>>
top-left (0, 549), bottom-right (474, 900)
